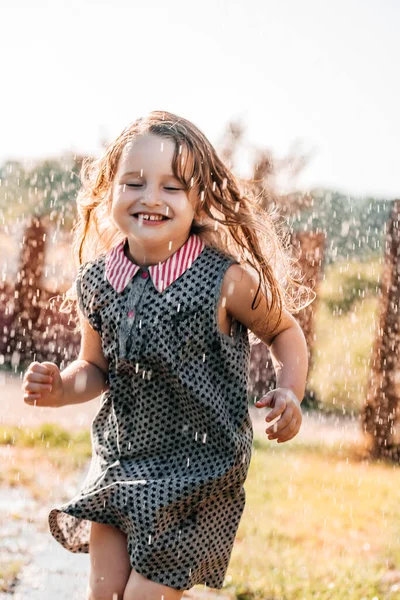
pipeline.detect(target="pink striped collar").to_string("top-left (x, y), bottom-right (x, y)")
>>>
top-left (105, 234), bottom-right (205, 293)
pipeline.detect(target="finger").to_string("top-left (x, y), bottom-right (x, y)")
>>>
top-left (277, 426), bottom-right (300, 443)
top-left (24, 372), bottom-right (53, 386)
top-left (24, 393), bottom-right (41, 404)
top-left (24, 378), bottom-right (52, 391)
top-left (24, 381), bottom-right (52, 393)
top-left (254, 391), bottom-right (275, 408)
top-left (41, 361), bottom-right (58, 376)
top-left (31, 372), bottom-right (52, 383)
top-left (268, 418), bottom-right (297, 440)
top-left (28, 361), bottom-right (41, 370)
top-left (265, 408), bottom-right (293, 434)
top-left (30, 363), bottom-right (53, 377)
top-left (276, 420), bottom-right (300, 442)
top-left (24, 388), bottom-right (42, 395)
top-left (266, 420), bottom-right (279, 437)
top-left (265, 397), bottom-right (287, 422)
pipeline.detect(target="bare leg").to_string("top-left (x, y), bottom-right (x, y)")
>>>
top-left (87, 522), bottom-right (132, 600)
top-left (122, 569), bottom-right (186, 600)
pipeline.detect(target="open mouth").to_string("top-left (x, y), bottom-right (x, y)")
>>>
top-left (132, 214), bottom-right (170, 222)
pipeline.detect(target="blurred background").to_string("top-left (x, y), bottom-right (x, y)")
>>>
top-left (1, 1), bottom-right (400, 598)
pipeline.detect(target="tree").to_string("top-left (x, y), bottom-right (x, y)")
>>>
top-left (2, 155), bottom-right (83, 368)
top-left (363, 199), bottom-right (400, 459)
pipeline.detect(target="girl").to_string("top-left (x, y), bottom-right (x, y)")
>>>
top-left (22, 111), bottom-right (309, 600)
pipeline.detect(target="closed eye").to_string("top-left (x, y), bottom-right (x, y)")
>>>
top-left (125, 184), bottom-right (181, 190)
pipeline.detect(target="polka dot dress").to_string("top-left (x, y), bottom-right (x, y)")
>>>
top-left (48, 241), bottom-right (253, 591)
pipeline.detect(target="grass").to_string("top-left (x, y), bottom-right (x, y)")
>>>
top-left (1, 424), bottom-right (399, 598)
top-left (0, 422), bottom-right (91, 451)
top-left (308, 258), bottom-right (381, 416)
top-left (224, 436), bottom-right (400, 599)
top-left (0, 423), bottom-right (91, 500)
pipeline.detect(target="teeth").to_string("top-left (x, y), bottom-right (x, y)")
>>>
top-left (137, 214), bottom-right (164, 221)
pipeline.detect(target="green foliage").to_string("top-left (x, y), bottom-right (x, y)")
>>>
top-left (321, 259), bottom-right (381, 314)
top-left (0, 155), bottom-right (82, 227)
top-left (291, 188), bottom-right (391, 263)
top-left (324, 273), bottom-right (378, 313)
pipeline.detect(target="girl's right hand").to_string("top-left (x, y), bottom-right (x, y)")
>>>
top-left (22, 361), bottom-right (65, 408)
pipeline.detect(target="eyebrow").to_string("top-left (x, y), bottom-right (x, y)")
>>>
top-left (120, 171), bottom-right (142, 177)
top-left (120, 171), bottom-right (178, 178)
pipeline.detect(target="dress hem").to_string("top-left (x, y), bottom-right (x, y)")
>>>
top-left (48, 506), bottom-right (227, 591)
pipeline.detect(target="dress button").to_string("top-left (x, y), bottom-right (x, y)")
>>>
top-left (127, 310), bottom-right (135, 318)
top-left (141, 271), bottom-right (149, 279)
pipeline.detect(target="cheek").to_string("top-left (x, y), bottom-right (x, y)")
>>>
top-left (109, 192), bottom-right (127, 225)
top-left (175, 195), bottom-right (195, 218)
top-left (187, 189), bottom-right (201, 216)
top-left (110, 184), bottom-right (120, 204)
top-left (111, 185), bottom-right (130, 210)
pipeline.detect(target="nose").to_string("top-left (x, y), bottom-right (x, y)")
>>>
top-left (142, 185), bottom-right (162, 206)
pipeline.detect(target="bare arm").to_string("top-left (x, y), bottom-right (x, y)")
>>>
top-left (222, 263), bottom-right (308, 400)
top-left (23, 313), bottom-right (109, 408)
top-left (221, 263), bottom-right (308, 442)
top-left (59, 359), bottom-right (109, 406)
top-left (261, 318), bottom-right (308, 402)
top-left (60, 314), bottom-right (110, 406)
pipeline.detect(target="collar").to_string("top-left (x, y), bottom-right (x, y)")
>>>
top-left (105, 234), bottom-right (205, 293)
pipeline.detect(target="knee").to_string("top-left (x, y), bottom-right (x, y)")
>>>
top-left (122, 572), bottom-right (185, 600)
top-left (87, 575), bottom-right (126, 600)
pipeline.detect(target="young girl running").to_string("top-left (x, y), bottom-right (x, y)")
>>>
top-left (22, 111), bottom-right (308, 600)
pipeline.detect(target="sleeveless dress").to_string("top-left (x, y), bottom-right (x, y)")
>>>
top-left (48, 234), bottom-right (253, 591)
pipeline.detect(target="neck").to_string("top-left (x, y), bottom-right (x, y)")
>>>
top-left (124, 234), bottom-right (192, 266)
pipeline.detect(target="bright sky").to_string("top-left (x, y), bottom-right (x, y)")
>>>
top-left (1, 0), bottom-right (399, 197)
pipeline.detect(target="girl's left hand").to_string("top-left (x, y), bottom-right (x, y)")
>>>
top-left (254, 388), bottom-right (302, 443)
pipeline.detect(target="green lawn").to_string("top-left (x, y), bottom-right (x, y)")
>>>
top-left (225, 437), bottom-right (400, 599)
top-left (0, 423), bottom-right (91, 496)
top-left (2, 423), bottom-right (398, 598)
top-left (308, 258), bottom-right (381, 416)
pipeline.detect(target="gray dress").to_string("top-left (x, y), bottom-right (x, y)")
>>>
top-left (48, 243), bottom-right (253, 590)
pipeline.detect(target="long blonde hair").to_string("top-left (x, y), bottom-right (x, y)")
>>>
top-left (64, 110), bottom-right (309, 331)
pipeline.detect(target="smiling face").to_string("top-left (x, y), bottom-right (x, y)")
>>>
top-left (111, 133), bottom-right (196, 265)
